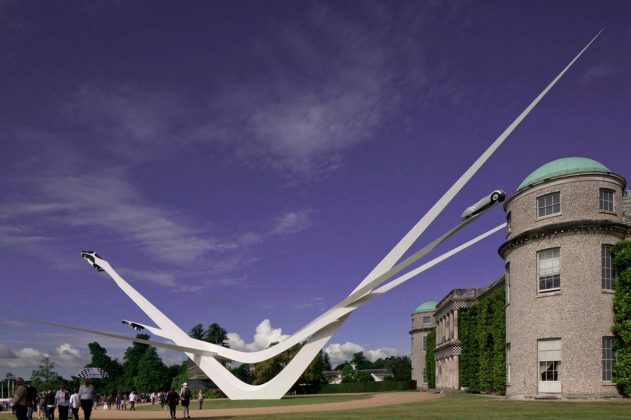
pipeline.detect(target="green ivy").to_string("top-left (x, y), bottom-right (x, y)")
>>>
top-left (425, 330), bottom-right (436, 389)
top-left (612, 240), bottom-right (631, 396)
top-left (459, 286), bottom-right (506, 395)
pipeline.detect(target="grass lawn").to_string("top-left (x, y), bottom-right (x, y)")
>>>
top-left (136, 394), bottom-right (371, 410)
top-left (185, 393), bottom-right (631, 419)
top-left (256, 393), bottom-right (631, 420)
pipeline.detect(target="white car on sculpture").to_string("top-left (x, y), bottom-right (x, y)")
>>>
top-left (460, 190), bottom-right (506, 220)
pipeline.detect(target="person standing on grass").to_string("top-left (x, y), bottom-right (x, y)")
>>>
top-left (78, 379), bottom-right (95, 420)
top-left (129, 391), bottom-right (136, 411)
top-left (197, 390), bottom-right (204, 410)
top-left (166, 388), bottom-right (179, 420)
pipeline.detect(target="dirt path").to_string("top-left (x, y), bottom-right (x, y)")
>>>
top-left (88, 392), bottom-right (442, 419)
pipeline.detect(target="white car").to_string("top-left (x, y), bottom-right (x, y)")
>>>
top-left (460, 190), bottom-right (506, 220)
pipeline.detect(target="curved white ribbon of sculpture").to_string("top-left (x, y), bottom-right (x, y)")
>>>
top-left (43, 31), bottom-right (600, 399)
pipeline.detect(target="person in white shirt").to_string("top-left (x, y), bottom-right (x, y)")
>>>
top-left (68, 392), bottom-right (79, 420)
top-left (128, 391), bottom-right (136, 411)
top-left (77, 379), bottom-right (95, 420)
top-left (54, 384), bottom-right (69, 420)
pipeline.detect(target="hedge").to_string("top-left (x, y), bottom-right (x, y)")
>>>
top-left (316, 381), bottom-right (410, 393)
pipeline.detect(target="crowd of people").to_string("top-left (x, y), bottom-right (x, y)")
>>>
top-left (11, 378), bottom-right (203, 420)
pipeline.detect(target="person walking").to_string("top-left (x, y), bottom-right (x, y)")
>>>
top-left (77, 379), bottom-right (95, 420)
top-left (25, 382), bottom-right (37, 420)
top-left (197, 390), bottom-right (204, 410)
top-left (44, 388), bottom-right (56, 420)
top-left (12, 377), bottom-right (28, 420)
top-left (68, 391), bottom-right (79, 420)
top-left (54, 384), bottom-right (70, 420)
top-left (179, 383), bottom-right (191, 419)
top-left (166, 388), bottom-right (179, 420)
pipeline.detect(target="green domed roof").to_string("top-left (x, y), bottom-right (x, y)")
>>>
top-left (517, 157), bottom-right (609, 191)
top-left (414, 301), bottom-right (437, 313)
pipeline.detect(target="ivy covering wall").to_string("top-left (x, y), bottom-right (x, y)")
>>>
top-left (425, 329), bottom-right (436, 389)
top-left (459, 285), bottom-right (506, 395)
top-left (612, 239), bottom-right (631, 397)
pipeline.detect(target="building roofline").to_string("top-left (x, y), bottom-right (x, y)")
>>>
top-left (498, 219), bottom-right (631, 258)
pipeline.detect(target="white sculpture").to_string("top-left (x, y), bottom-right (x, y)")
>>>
top-left (42, 31), bottom-right (600, 399)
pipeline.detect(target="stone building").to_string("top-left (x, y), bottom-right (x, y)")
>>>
top-left (433, 288), bottom-right (486, 390)
top-left (409, 301), bottom-right (436, 389)
top-left (499, 157), bottom-right (631, 398)
top-left (410, 157), bottom-right (631, 398)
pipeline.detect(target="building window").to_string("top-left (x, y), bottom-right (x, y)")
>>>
top-left (423, 335), bottom-right (427, 351)
top-left (599, 188), bottom-right (615, 212)
top-left (537, 192), bottom-right (560, 218)
top-left (537, 248), bottom-right (560, 292)
top-left (506, 343), bottom-right (511, 384)
top-left (602, 245), bottom-right (616, 290)
top-left (422, 315), bottom-right (431, 324)
top-left (505, 262), bottom-right (510, 304)
top-left (603, 336), bottom-right (615, 381)
top-left (422, 368), bottom-right (427, 383)
top-left (538, 339), bottom-right (561, 382)
top-left (506, 211), bottom-right (512, 235)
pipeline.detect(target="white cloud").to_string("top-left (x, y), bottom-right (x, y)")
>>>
top-left (0, 343), bottom-right (86, 370)
top-left (271, 211), bottom-right (312, 236)
top-left (582, 62), bottom-right (624, 84)
top-left (365, 347), bottom-right (402, 362)
top-left (324, 341), bottom-right (403, 368)
top-left (324, 342), bottom-right (364, 368)
top-left (227, 319), bottom-right (289, 352)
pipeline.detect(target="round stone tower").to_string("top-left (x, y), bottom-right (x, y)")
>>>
top-left (499, 157), bottom-right (630, 399)
top-left (410, 301), bottom-right (437, 390)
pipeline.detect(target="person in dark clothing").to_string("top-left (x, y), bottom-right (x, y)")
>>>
top-left (45, 388), bottom-right (56, 420)
top-left (166, 388), bottom-right (179, 419)
top-left (12, 377), bottom-right (28, 420)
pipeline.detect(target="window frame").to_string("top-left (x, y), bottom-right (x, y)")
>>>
top-left (422, 315), bottom-right (431, 325)
top-left (599, 188), bottom-right (615, 213)
top-left (538, 338), bottom-right (561, 387)
top-left (536, 191), bottom-right (561, 219)
top-left (602, 336), bottom-right (615, 381)
top-left (537, 248), bottom-right (561, 293)
top-left (602, 244), bottom-right (616, 291)
top-left (505, 262), bottom-right (511, 304)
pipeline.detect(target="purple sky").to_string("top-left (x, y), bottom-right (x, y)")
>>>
top-left (1, 0), bottom-right (630, 380)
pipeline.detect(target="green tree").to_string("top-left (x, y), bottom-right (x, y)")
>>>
top-left (204, 323), bottom-right (229, 347)
top-left (170, 361), bottom-right (188, 391)
top-left (86, 342), bottom-right (123, 393)
top-left (340, 364), bottom-right (355, 383)
top-left (250, 343), bottom-right (328, 389)
top-left (230, 363), bottom-right (253, 384)
top-left (121, 334), bottom-right (150, 391)
top-left (299, 350), bottom-right (330, 385)
top-left (189, 324), bottom-right (205, 340)
top-left (425, 330), bottom-right (436, 388)
top-left (135, 347), bottom-right (169, 392)
top-left (381, 356), bottom-right (411, 382)
top-left (252, 342), bottom-right (288, 385)
top-left (612, 240), bottom-right (631, 396)
top-left (30, 357), bottom-right (62, 391)
top-left (351, 352), bottom-right (372, 370)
